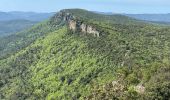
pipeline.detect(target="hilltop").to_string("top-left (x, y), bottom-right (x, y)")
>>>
top-left (0, 9), bottom-right (170, 99)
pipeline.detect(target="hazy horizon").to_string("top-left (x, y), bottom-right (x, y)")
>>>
top-left (0, 9), bottom-right (170, 15)
top-left (0, 0), bottom-right (170, 14)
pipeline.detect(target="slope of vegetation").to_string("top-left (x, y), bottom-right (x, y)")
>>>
top-left (0, 20), bottom-right (57, 60)
top-left (0, 9), bottom-right (170, 99)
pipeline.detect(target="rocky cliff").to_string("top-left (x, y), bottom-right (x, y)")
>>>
top-left (51, 10), bottom-right (100, 37)
top-left (68, 20), bottom-right (100, 37)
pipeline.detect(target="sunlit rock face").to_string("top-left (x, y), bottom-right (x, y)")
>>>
top-left (69, 20), bottom-right (77, 31)
top-left (68, 20), bottom-right (100, 37)
top-left (80, 23), bottom-right (87, 33)
top-left (51, 10), bottom-right (100, 37)
top-left (86, 25), bottom-right (99, 37)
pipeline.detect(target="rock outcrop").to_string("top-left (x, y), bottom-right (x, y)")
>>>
top-left (68, 20), bottom-right (100, 37)
top-left (86, 25), bottom-right (99, 37)
top-left (52, 10), bottom-right (100, 37)
top-left (69, 20), bottom-right (77, 31)
top-left (135, 84), bottom-right (145, 94)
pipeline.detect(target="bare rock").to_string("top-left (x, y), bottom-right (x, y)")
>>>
top-left (52, 10), bottom-right (100, 37)
top-left (135, 84), bottom-right (145, 94)
top-left (69, 20), bottom-right (77, 31)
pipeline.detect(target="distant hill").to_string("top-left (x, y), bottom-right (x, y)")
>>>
top-left (0, 20), bottom-right (37, 37)
top-left (96, 12), bottom-right (170, 23)
top-left (0, 12), bottom-right (54, 37)
top-left (0, 11), bottom-right (54, 21)
top-left (125, 14), bottom-right (170, 23)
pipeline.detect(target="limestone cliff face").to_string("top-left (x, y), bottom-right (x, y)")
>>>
top-left (52, 10), bottom-right (100, 37)
top-left (86, 25), bottom-right (99, 37)
top-left (69, 20), bottom-right (100, 37)
top-left (69, 20), bottom-right (77, 31)
top-left (80, 23), bottom-right (87, 33)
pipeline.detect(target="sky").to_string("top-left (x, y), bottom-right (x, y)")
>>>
top-left (0, 0), bottom-right (170, 14)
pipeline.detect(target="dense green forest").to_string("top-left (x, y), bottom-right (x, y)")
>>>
top-left (0, 9), bottom-right (170, 100)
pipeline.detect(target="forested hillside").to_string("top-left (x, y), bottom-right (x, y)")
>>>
top-left (0, 9), bottom-right (170, 100)
top-left (0, 20), bottom-right (56, 60)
